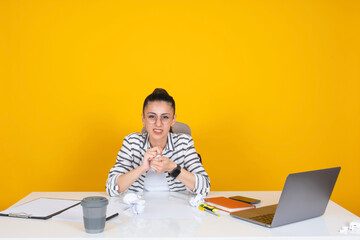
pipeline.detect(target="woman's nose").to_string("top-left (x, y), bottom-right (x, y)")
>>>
top-left (155, 117), bottom-right (162, 126)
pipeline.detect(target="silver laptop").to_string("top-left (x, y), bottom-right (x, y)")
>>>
top-left (230, 167), bottom-right (341, 228)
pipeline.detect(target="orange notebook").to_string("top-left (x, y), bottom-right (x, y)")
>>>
top-left (204, 197), bottom-right (256, 213)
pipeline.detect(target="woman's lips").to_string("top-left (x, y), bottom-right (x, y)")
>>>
top-left (153, 129), bottom-right (163, 134)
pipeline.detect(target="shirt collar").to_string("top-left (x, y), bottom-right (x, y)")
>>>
top-left (142, 132), bottom-right (175, 153)
top-left (165, 132), bottom-right (175, 152)
top-left (142, 133), bottom-right (151, 150)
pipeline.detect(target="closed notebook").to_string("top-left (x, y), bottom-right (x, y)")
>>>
top-left (204, 197), bottom-right (256, 213)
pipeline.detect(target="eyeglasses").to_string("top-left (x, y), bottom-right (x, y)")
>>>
top-left (145, 114), bottom-right (172, 124)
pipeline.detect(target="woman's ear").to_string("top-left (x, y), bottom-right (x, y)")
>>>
top-left (142, 113), bottom-right (146, 126)
top-left (171, 114), bottom-right (177, 127)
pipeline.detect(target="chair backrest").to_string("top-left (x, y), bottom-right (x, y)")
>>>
top-left (141, 122), bottom-right (192, 136)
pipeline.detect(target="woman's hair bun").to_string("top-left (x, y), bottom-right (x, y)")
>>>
top-left (152, 88), bottom-right (169, 96)
top-left (143, 88), bottom-right (175, 114)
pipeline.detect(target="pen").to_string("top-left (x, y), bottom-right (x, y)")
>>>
top-left (198, 205), bottom-right (220, 217)
top-left (106, 213), bottom-right (119, 221)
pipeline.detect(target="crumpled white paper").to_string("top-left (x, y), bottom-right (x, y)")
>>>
top-left (189, 194), bottom-right (204, 207)
top-left (123, 193), bottom-right (146, 214)
top-left (339, 219), bottom-right (360, 234)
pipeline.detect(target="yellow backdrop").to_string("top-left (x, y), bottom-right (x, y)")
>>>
top-left (1, 0), bottom-right (359, 216)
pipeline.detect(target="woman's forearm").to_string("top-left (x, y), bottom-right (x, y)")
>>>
top-left (116, 165), bottom-right (147, 193)
top-left (176, 168), bottom-right (196, 191)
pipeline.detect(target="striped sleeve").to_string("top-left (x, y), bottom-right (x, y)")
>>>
top-left (183, 137), bottom-right (210, 195)
top-left (105, 136), bottom-right (134, 197)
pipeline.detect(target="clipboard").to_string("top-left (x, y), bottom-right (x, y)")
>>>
top-left (0, 197), bottom-right (81, 220)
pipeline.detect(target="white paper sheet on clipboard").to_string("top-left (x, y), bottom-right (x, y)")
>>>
top-left (0, 198), bottom-right (80, 219)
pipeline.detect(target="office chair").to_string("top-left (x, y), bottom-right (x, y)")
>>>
top-left (141, 122), bottom-right (202, 163)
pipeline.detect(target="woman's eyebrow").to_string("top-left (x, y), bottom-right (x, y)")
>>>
top-left (146, 112), bottom-right (170, 115)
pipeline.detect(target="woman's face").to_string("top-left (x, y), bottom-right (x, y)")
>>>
top-left (142, 101), bottom-right (176, 142)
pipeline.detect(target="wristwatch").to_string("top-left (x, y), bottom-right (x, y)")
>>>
top-left (170, 164), bottom-right (181, 178)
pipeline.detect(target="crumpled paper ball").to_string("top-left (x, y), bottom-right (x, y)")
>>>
top-left (123, 193), bottom-right (145, 214)
top-left (189, 194), bottom-right (204, 207)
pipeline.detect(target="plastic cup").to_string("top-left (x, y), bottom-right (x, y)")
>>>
top-left (81, 196), bottom-right (108, 234)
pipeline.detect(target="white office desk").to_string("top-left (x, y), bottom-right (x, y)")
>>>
top-left (0, 191), bottom-right (359, 239)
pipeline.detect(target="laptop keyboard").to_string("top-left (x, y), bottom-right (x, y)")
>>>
top-left (250, 213), bottom-right (274, 225)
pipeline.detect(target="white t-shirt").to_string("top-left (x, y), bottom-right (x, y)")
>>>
top-left (143, 169), bottom-right (170, 192)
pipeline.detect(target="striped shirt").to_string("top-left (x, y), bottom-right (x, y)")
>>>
top-left (106, 132), bottom-right (210, 196)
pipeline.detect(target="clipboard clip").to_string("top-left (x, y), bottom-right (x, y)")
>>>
top-left (8, 212), bottom-right (32, 218)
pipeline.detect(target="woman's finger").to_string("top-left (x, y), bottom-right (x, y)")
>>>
top-left (151, 165), bottom-right (161, 173)
top-left (149, 146), bottom-right (162, 155)
top-left (150, 160), bottom-right (161, 167)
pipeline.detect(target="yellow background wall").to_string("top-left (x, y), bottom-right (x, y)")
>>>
top-left (1, 0), bottom-right (359, 216)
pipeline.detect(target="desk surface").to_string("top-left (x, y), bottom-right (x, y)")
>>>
top-left (0, 191), bottom-right (359, 240)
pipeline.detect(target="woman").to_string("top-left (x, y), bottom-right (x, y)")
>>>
top-left (106, 88), bottom-right (210, 196)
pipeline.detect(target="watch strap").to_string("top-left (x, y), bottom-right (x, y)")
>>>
top-left (170, 164), bottom-right (181, 178)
